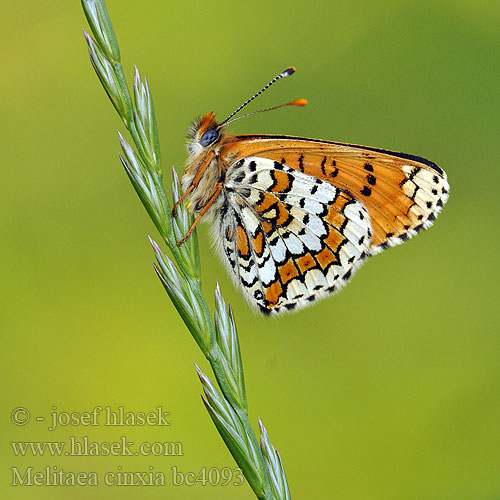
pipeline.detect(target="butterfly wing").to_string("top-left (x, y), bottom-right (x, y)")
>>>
top-left (219, 135), bottom-right (449, 253)
top-left (214, 157), bottom-right (372, 314)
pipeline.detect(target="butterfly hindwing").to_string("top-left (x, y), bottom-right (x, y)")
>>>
top-left (215, 157), bottom-right (372, 314)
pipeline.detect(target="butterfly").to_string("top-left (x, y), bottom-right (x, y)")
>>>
top-left (174, 67), bottom-right (449, 315)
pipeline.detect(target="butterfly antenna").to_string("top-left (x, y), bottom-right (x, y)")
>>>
top-left (219, 67), bottom-right (296, 127)
top-left (221, 99), bottom-right (307, 127)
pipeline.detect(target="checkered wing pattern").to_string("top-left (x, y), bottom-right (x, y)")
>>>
top-left (215, 157), bottom-right (372, 314)
top-left (219, 136), bottom-right (449, 254)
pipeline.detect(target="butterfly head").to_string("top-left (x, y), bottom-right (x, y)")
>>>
top-left (187, 111), bottom-right (225, 156)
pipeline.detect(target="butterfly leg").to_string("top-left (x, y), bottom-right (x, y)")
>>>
top-left (172, 150), bottom-right (216, 216)
top-left (172, 184), bottom-right (194, 217)
top-left (176, 182), bottom-right (224, 245)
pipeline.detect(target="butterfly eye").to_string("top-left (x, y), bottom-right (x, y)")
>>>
top-left (200, 128), bottom-right (219, 147)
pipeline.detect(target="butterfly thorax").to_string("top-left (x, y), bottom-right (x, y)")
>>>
top-left (182, 112), bottom-right (238, 219)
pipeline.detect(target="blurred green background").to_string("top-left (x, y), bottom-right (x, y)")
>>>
top-left (2, 1), bottom-right (499, 499)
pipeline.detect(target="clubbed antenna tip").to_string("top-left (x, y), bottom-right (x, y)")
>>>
top-left (220, 66), bottom-right (299, 126)
top-left (288, 98), bottom-right (308, 107)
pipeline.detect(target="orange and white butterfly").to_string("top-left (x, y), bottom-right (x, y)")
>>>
top-left (175, 67), bottom-right (449, 315)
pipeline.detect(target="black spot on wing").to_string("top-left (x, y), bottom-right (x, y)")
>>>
top-left (259, 305), bottom-right (271, 315)
top-left (298, 154), bottom-right (304, 172)
top-left (321, 156), bottom-right (327, 176)
top-left (233, 171), bottom-right (245, 184)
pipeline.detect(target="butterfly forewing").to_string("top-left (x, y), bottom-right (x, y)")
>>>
top-left (219, 136), bottom-right (449, 253)
top-left (216, 157), bottom-right (372, 313)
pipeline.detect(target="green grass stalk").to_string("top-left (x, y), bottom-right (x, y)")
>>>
top-left (81, 1), bottom-right (291, 498)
